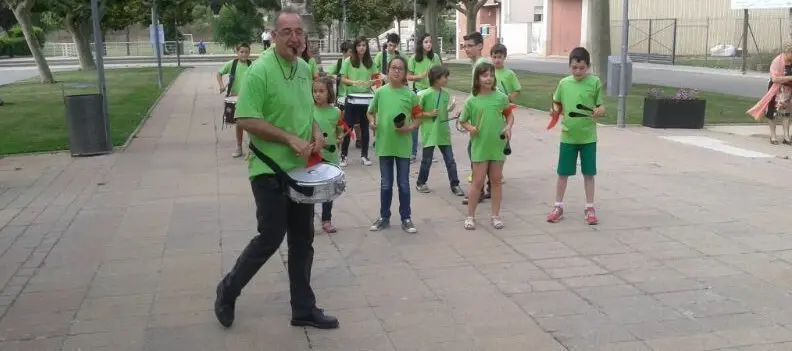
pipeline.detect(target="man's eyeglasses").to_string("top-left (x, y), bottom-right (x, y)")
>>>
top-left (277, 28), bottom-right (304, 37)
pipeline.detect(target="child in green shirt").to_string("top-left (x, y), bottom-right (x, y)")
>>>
top-left (415, 65), bottom-right (464, 197)
top-left (367, 56), bottom-right (429, 234)
top-left (491, 44), bottom-right (521, 103)
top-left (459, 62), bottom-right (514, 231)
top-left (216, 43), bottom-right (252, 158)
top-left (546, 47), bottom-right (606, 225)
top-left (407, 33), bottom-right (443, 163)
top-left (300, 35), bottom-right (320, 81)
top-left (313, 77), bottom-right (347, 233)
top-left (340, 37), bottom-right (378, 167)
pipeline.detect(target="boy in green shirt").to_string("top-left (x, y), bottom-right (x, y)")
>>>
top-left (373, 33), bottom-right (401, 76)
top-left (491, 44), bottom-right (521, 103)
top-left (216, 43), bottom-right (252, 158)
top-left (415, 65), bottom-right (464, 196)
top-left (546, 47), bottom-right (606, 225)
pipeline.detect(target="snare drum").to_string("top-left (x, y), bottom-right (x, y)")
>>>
top-left (223, 96), bottom-right (238, 125)
top-left (346, 93), bottom-right (374, 106)
top-left (285, 163), bottom-right (346, 204)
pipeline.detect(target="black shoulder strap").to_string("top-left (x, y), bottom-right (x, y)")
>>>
top-left (225, 59), bottom-right (240, 97)
top-left (381, 51), bottom-right (387, 75)
top-left (247, 142), bottom-right (315, 197)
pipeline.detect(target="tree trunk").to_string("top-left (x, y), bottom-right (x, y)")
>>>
top-left (9, 0), bottom-right (54, 83)
top-left (125, 27), bottom-right (131, 56)
top-left (465, 9), bottom-right (477, 34)
top-left (587, 0), bottom-right (610, 80)
top-left (425, 0), bottom-right (440, 54)
top-left (788, 8), bottom-right (792, 41)
top-left (65, 14), bottom-right (96, 71)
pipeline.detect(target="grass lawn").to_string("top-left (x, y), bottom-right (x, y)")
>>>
top-left (0, 67), bottom-right (184, 155)
top-left (445, 63), bottom-right (762, 126)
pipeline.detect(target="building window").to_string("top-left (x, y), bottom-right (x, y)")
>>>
top-left (534, 6), bottom-right (544, 22)
top-left (481, 24), bottom-right (491, 36)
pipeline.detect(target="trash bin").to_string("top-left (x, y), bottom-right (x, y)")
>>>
top-left (63, 92), bottom-right (112, 156)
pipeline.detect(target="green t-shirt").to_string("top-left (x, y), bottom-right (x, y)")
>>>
top-left (471, 56), bottom-right (492, 92)
top-left (460, 91), bottom-right (510, 162)
top-left (219, 59), bottom-right (252, 95)
top-left (368, 84), bottom-right (421, 158)
top-left (314, 105), bottom-right (343, 165)
top-left (373, 50), bottom-right (399, 74)
top-left (417, 88), bottom-right (452, 147)
top-left (307, 57), bottom-right (318, 77)
top-left (495, 67), bottom-right (521, 96)
top-left (408, 54), bottom-right (442, 91)
top-left (326, 58), bottom-right (346, 97)
top-left (553, 74), bottom-right (603, 145)
top-left (340, 57), bottom-right (377, 94)
top-left (236, 51), bottom-right (315, 177)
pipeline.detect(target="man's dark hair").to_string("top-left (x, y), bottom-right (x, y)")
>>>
top-left (386, 33), bottom-right (400, 44)
top-left (490, 44), bottom-right (507, 57)
top-left (569, 47), bottom-right (591, 66)
top-left (462, 32), bottom-right (483, 46)
top-left (428, 65), bottom-right (450, 86)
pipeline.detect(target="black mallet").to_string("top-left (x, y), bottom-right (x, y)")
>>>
top-left (393, 113), bottom-right (406, 128)
top-left (500, 133), bottom-right (511, 155)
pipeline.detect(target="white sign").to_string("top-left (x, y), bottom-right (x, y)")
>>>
top-left (731, 0), bottom-right (792, 9)
top-left (148, 23), bottom-right (165, 45)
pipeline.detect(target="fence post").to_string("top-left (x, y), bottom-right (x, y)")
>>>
top-left (704, 17), bottom-right (709, 64)
top-left (779, 18), bottom-right (783, 51)
top-left (671, 18), bottom-right (677, 65)
top-left (647, 19), bottom-right (652, 63)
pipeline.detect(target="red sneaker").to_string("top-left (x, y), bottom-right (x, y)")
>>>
top-left (546, 206), bottom-right (563, 223)
top-left (584, 207), bottom-right (598, 225)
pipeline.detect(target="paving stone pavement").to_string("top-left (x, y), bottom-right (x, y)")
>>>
top-left (3, 66), bottom-right (792, 351)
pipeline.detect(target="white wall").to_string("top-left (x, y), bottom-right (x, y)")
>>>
top-left (539, 0), bottom-right (550, 55)
top-left (502, 23), bottom-right (531, 54)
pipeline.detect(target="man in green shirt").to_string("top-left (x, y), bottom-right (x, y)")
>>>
top-left (214, 9), bottom-right (339, 331)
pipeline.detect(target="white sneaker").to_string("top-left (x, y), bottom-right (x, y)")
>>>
top-left (361, 157), bottom-right (373, 166)
top-left (340, 157), bottom-right (348, 167)
top-left (232, 147), bottom-right (243, 158)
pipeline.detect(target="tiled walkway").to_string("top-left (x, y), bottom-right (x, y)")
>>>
top-left (2, 67), bottom-right (792, 350)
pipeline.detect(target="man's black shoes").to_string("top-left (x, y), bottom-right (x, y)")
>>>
top-left (291, 308), bottom-right (340, 329)
top-left (214, 282), bottom-right (236, 328)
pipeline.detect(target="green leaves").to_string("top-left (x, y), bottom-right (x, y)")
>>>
top-left (211, 3), bottom-right (260, 48)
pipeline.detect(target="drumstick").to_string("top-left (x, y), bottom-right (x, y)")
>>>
top-left (576, 104), bottom-right (594, 112)
top-left (568, 111), bottom-right (591, 118)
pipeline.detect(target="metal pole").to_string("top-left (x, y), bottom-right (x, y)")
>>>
top-left (617, 0), bottom-right (629, 128)
top-left (175, 20), bottom-right (181, 67)
top-left (90, 0), bottom-right (111, 144)
top-left (152, 1), bottom-right (164, 88)
top-left (342, 0), bottom-right (347, 41)
top-left (741, 9), bottom-right (748, 75)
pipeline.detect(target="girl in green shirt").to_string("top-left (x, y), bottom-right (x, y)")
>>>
top-left (339, 37), bottom-right (378, 167)
top-left (407, 33), bottom-right (443, 162)
top-left (313, 77), bottom-right (347, 233)
top-left (299, 35), bottom-right (320, 81)
top-left (459, 62), bottom-right (515, 231)
top-left (366, 56), bottom-right (428, 234)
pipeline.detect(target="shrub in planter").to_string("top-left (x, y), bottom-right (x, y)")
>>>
top-left (642, 88), bottom-right (707, 129)
top-left (0, 25), bottom-right (46, 57)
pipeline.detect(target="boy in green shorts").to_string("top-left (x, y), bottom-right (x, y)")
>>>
top-left (546, 47), bottom-right (605, 225)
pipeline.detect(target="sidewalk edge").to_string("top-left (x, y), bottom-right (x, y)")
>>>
top-left (117, 67), bottom-right (189, 151)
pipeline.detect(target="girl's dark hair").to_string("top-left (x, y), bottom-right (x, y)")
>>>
top-left (300, 35), bottom-right (312, 62)
top-left (351, 36), bottom-right (373, 69)
top-left (428, 65), bottom-right (450, 87)
top-left (388, 56), bottom-right (409, 85)
top-left (314, 77), bottom-right (335, 105)
top-left (335, 40), bottom-right (352, 73)
top-left (414, 33), bottom-right (435, 62)
top-left (472, 62), bottom-right (497, 96)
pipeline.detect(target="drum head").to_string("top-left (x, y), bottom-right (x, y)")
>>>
top-left (224, 96), bottom-right (239, 103)
top-left (348, 93), bottom-right (374, 98)
top-left (288, 163), bottom-right (343, 183)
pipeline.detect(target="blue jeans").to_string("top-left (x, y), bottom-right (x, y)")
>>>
top-left (417, 145), bottom-right (460, 187)
top-left (411, 129), bottom-right (419, 157)
top-left (379, 156), bottom-right (411, 221)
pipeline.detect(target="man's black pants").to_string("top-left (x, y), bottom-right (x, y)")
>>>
top-left (219, 175), bottom-right (317, 315)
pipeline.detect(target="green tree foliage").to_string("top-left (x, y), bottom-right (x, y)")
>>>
top-left (3, 0), bottom-right (54, 82)
top-left (212, 4), bottom-right (259, 48)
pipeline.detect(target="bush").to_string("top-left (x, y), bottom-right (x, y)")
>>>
top-left (0, 24), bottom-right (46, 57)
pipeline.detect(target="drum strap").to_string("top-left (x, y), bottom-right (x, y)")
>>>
top-left (248, 142), bottom-right (315, 197)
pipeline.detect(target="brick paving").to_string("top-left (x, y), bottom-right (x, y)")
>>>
top-left (2, 66), bottom-right (792, 350)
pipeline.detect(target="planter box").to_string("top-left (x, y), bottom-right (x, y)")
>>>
top-left (642, 98), bottom-right (706, 129)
